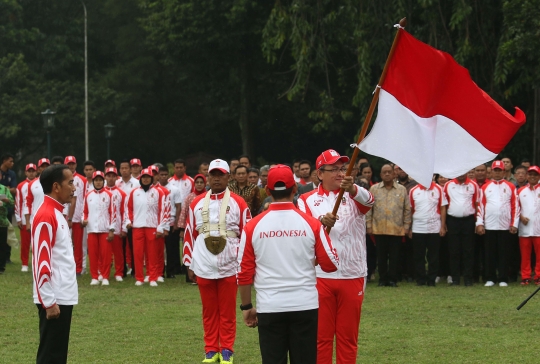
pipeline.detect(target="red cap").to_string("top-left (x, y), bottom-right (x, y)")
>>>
top-left (104, 159), bottom-right (116, 166)
top-left (37, 158), bottom-right (50, 167)
top-left (315, 149), bottom-right (350, 169)
top-left (25, 163), bottom-right (37, 171)
top-left (92, 171), bottom-right (105, 180)
top-left (130, 158), bottom-right (142, 166)
top-left (528, 166), bottom-right (540, 175)
top-left (267, 164), bottom-right (296, 191)
top-left (64, 156), bottom-right (76, 164)
top-left (148, 165), bottom-right (159, 175)
top-left (140, 168), bottom-right (152, 177)
top-left (105, 167), bottom-right (118, 176)
top-left (491, 160), bottom-right (505, 170)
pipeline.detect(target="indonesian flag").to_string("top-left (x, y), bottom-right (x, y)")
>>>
top-left (358, 29), bottom-right (525, 188)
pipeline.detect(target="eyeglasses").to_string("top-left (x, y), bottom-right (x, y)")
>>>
top-left (319, 167), bottom-right (347, 174)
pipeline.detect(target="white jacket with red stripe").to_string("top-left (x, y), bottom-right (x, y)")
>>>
top-left (517, 184), bottom-right (540, 237)
top-left (125, 185), bottom-right (167, 233)
top-left (83, 189), bottom-right (116, 233)
top-left (183, 189), bottom-right (251, 279)
top-left (72, 172), bottom-right (87, 223)
top-left (105, 186), bottom-right (128, 235)
top-left (32, 196), bottom-right (78, 308)
top-left (409, 182), bottom-right (448, 234)
top-left (477, 179), bottom-right (519, 230)
top-left (237, 202), bottom-right (339, 313)
top-left (24, 178), bottom-right (45, 223)
top-left (15, 178), bottom-right (32, 223)
top-left (297, 184), bottom-right (374, 279)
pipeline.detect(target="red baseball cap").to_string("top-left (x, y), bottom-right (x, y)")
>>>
top-left (140, 168), bottom-right (152, 177)
top-left (209, 159), bottom-right (230, 174)
top-left (64, 156), bottom-right (76, 164)
top-left (104, 159), bottom-right (116, 166)
top-left (37, 158), bottom-right (50, 167)
top-left (267, 164), bottom-right (296, 191)
top-left (130, 158), bottom-right (142, 166)
top-left (315, 149), bottom-right (350, 169)
top-left (26, 163), bottom-right (37, 171)
top-left (491, 160), bottom-right (505, 170)
top-left (148, 165), bottom-right (159, 175)
top-left (527, 166), bottom-right (540, 175)
top-left (92, 171), bottom-right (105, 180)
top-left (105, 167), bottom-right (118, 176)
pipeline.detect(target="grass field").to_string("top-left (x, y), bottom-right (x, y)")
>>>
top-left (2, 245), bottom-right (540, 364)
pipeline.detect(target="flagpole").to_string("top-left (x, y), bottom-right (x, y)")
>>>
top-left (326, 17), bottom-right (407, 234)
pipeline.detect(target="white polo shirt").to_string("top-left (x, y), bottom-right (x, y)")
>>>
top-left (443, 178), bottom-right (479, 218)
top-left (409, 182), bottom-right (447, 234)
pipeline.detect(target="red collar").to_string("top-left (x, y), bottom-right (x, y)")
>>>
top-left (209, 189), bottom-right (227, 200)
top-left (44, 195), bottom-right (65, 212)
top-left (317, 184), bottom-right (340, 197)
top-left (268, 202), bottom-right (296, 211)
top-left (172, 174), bottom-right (187, 181)
top-left (105, 186), bottom-right (117, 191)
top-left (418, 182), bottom-right (436, 190)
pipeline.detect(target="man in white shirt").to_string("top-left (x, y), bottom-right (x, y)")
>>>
top-left (238, 164), bottom-right (339, 363)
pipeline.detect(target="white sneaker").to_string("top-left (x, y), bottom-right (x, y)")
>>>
top-left (499, 282), bottom-right (508, 287)
top-left (435, 276), bottom-right (440, 283)
top-left (135, 281), bottom-right (144, 286)
top-left (126, 268), bottom-right (132, 275)
top-left (144, 276), bottom-right (149, 283)
top-left (102, 279), bottom-right (109, 286)
top-left (447, 276), bottom-right (453, 284)
top-left (115, 276), bottom-right (123, 282)
top-left (484, 281), bottom-right (495, 287)
top-left (90, 279), bottom-right (100, 285)
top-left (21, 265), bottom-right (29, 272)
top-left (157, 276), bottom-right (165, 283)
top-left (149, 281), bottom-right (158, 287)
top-left (98, 274), bottom-right (103, 282)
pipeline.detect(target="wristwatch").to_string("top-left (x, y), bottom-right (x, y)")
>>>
top-left (240, 303), bottom-right (253, 311)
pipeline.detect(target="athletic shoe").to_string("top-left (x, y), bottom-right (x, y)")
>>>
top-left (149, 281), bottom-right (158, 287)
top-left (447, 276), bottom-right (453, 284)
top-left (435, 276), bottom-right (440, 283)
top-left (21, 265), bottom-right (29, 272)
top-left (202, 351), bottom-right (220, 363)
top-left (115, 276), bottom-right (123, 282)
top-left (499, 282), bottom-right (508, 287)
top-left (484, 281), bottom-right (495, 287)
top-left (157, 276), bottom-right (165, 283)
top-left (126, 268), bottom-right (132, 275)
top-left (220, 349), bottom-right (234, 364)
top-left (521, 279), bottom-right (531, 286)
top-left (98, 274), bottom-right (103, 282)
top-left (102, 279), bottom-right (109, 286)
top-left (90, 279), bottom-right (100, 285)
top-left (135, 281), bottom-right (144, 286)
top-left (144, 276), bottom-right (150, 283)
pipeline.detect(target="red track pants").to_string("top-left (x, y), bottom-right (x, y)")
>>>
top-left (519, 236), bottom-right (540, 279)
top-left (111, 235), bottom-right (124, 277)
top-left (157, 236), bottom-right (165, 278)
top-left (132, 228), bottom-right (160, 283)
top-left (20, 227), bottom-right (31, 266)
top-left (87, 233), bottom-right (112, 280)
top-left (316, 277), bottom-right (365, 364)
top-left (72, 223), bottom-right (85, 274)
top-left (197, 275), bottom-right (238, 353)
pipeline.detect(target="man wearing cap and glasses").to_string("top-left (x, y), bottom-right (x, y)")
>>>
top-left (297, 149), bottom-right (374, 364)
top-left (238, 164), bottom-right (339, 363)
top-left (476, 160), bottom-right (519, 287)
top-left (183, 159), bottom-right (251, 364)
top-left (15, 163), bottom-right (37, 272)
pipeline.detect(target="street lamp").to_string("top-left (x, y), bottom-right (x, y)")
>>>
top-left (41, 109), bottom-right (56, 159)
top-left (104, 123), bottom-right (115, 160)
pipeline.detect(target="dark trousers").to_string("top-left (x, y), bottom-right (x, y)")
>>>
top-left (257, 309), bottom-right (318, 364)
top-left (447, 215), bottom-right (475, 283)
top-left (36, 304), bottom-right (73, 364)
top-left (438, 235), bottom-right (450, 277)
top-left (165, 228), bottom-right (181, 275)
top-left (509, 233), bottom-right (520, 281)
top-left (413, 233), bottom-right (440, 284)
top-left (376, 235), bottom-right (401, 283)
top-left (123, 228), bottom-right (134, 277)
top-left (473, 234), bottom-right (485, 282)
top-left (485, 230), bottom-right (512, 283)
top-left (366, 234), bottom-right (377, 279)
top-left (398, 235), bottom-right (415, 281)
top-left (0, 226), bottom-right (7, 272)
top-left (6, 212), bottom-right (12, 261)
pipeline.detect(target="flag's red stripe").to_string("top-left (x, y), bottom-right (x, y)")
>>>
top-left (382, 30), bottom-right (525, 154)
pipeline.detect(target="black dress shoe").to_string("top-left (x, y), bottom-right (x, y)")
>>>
top-left (464, 280), bottom-right (473, 286)
top-left (378, 281), bottom-right (387, 287)
top-left (451, 282), bottom-right (460, 286)
top-left (388, 281), bottom-right (398, 287)
top-left (427, 282), bottom-right (435, 287)
top-left (166, 274), bottom-right (176, 279)
top-left (416, 281), bottom-right (426, 286)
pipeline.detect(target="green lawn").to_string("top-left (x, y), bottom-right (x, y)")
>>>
top-left (1, 245), bottom-right (540, 363)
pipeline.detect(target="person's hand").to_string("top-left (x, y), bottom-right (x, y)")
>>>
top-left (439, 224), bottom-right (447, 237)
top-left (520, 216), bottom-right (529, 226)
top-left (81, 220), bottom-right (88, 227)
top-left (17, 221), bottom-right (23, 229)
top-left (1, 198), bottom-right (9, 204)
top-left (510, 226), bottom-right (518, 234)
top-left (242, 307), bottom-right (258, 328)
top-left (321, 213), bottom-right (337, 228)
top-left (476, 225), bottom-right (485, 235)
top-left (404, 229), bottom-right (410, 238)
top-left (68, 220), bottom-right (73, 228)
top-left (46, 304), bottom-right (60, 320)
top-left (26, 224), bottom-right (31, 232)
top-left (180, 230), bottom-right (184, 239)
top-left (164, 230), bottom-right (169, 237)
top-left (126, 223), bottom-right (132, 229)
top-left (172, 226), bottom-right (178, 232)
top-left (156, 231), bottom-right (164, 239)
top-left (367, 227), bottom-right (373, 235)
top-left (340, 176), bottom-right (356, 194)
top-left (120, 231), bottom-right (127, 238)
top-left (107, 231), bottom-right (114, 242)
top-left (187, 268), bottom-right (197, 283)
top-left (407, 230), bottom-right (413, 239)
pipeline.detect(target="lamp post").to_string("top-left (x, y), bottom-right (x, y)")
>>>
top-left (41, 109), bottom-right (56, 159)
top-left (82, 0), bottom-right (89, 160)
top-left (104, 123), bottom-right (115, 160)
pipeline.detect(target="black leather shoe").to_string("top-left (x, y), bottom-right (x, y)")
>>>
top-left (427, 281), bottom-right (435, 287)
top-left (464, 280), bottom-right (473, 286)
top-left (166, 274), bottom-right (176, 279)
top-left (378, 281), bottom-right (386, 287)
top-left (452, 282), bottom-right (460, 286)
top-left (388, 281), bottom-right (398, 287)
top-left (416, 281), bottom-right (426, 286)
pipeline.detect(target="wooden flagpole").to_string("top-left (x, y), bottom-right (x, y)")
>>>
top-left (326, 17), bottom-right (407, 233)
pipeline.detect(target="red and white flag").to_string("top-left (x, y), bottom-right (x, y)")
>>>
top-left (358, 29), bottom-right (526, 188)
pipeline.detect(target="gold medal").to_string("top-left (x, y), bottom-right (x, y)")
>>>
top-left (205, 236), bottom-right (227, 255)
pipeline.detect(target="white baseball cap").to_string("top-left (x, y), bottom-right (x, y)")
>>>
top-left (208, 159), bottom-right (230, 174)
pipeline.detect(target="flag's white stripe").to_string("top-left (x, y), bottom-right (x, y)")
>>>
top-left (359, 90), bottom-right (497, 187)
